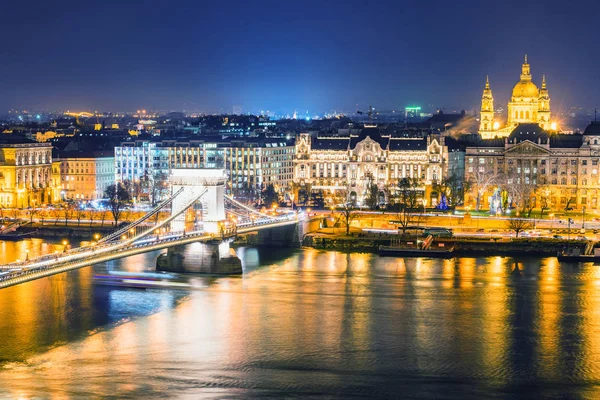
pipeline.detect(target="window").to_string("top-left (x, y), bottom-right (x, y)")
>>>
top-left (582, 160), bottom-right (588, 165)
top-left (571, 178), bottom-right (577, 185)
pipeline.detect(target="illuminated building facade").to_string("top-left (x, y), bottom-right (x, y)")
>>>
top-left (294, 127), bottom-right (449, 205)
top-left (57, 151), bottom-right (115, 200)
top-left (479, 56), bottom-right (555, 139)
top-left (115, 137), bottom-right (295, 200)
top-left (466, 122), bottom-right (600, 211)
top-left (0, 137), bottom-right (57, 208)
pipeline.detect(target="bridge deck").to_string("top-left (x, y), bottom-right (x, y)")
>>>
top-left (0, 218), bottom-right (298, 289)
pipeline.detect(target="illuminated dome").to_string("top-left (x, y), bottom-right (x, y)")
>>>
top-left (512, 80), bottom-right (539, 99)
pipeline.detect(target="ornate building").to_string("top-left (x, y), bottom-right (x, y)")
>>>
top-left (465, 122), bottom-right (600, 212)
top-left (479, 56), bottom-right (556, 139)
top-left (0, 136), bottom-right (58, 208)
top-left (294, 127), bottom-right (449, 206)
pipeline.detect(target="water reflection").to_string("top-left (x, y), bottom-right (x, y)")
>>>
top-left (1, 248), bottom-right (600, 397)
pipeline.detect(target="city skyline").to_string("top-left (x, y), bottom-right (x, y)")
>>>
top-left (2, 0), bottom-right (600, 113)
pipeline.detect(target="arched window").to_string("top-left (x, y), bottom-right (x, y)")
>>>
top-left (484, 123), bottom-right (488, 130)
top-left (571, 178), bottom-right (577, 185)
top-left (515, 111), bottom-right (519, 119)
top-left (583, 178), bottom-right (588, 185)
top-left (561, 177), bottom-right (567, 185)
top-left (526, 111), bottom-right (530, 119)
top-left (520, 111), bottom-right (524, 119)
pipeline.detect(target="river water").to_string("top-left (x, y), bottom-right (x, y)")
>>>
top-left (0, 239), bottom-right (600, 398)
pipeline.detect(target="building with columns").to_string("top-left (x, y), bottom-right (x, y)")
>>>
top-left (294, 127), bottom-right (449, 206)
top-left (465, 122), bottom-right (600, 212)
top-left (479, 56), bottom-right (556, 139)
top-left (0, 136), bottom-right (58, 208)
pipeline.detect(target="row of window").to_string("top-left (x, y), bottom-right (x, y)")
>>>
top-left (469, 157), bottom-right (600, 166)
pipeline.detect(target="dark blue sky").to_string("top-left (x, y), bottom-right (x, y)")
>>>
top-left (1, 0), bottom-right (600, 114)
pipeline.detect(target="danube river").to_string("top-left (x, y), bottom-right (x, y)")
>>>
top-left (1, 239), bottom-right (600, 398)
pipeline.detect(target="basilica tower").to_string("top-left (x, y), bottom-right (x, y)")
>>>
top-left (507, 55), bottom-right (540, 125)
top-left (478, 76), bottom-right (495, 138)
top-left (537, 75), bottom-right (551, 130)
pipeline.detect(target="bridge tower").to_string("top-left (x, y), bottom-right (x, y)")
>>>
top-left (169, 169), bottom-right (227, 234)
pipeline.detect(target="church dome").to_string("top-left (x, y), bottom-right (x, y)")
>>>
top-left (512, 80), bottom-right (539, 99)
top-left (583, 121), bottom-right (600, 135)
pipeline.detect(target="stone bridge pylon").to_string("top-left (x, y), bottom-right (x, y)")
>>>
top-left (169, 168), bottom-right (228, 234)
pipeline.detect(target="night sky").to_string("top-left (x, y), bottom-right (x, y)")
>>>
top-left (2, 0), bottom-right (600, 114)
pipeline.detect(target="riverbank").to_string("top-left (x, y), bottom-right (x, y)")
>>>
top-left (17, 224), bottom-right (115, 239)
top-left (303, 232), bottom-right (591, 256)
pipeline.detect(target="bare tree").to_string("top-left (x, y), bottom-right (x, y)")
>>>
top-left (75, 206), bottom-right (85, 227)
top-left (105, 183), bottom-right (132, 225)
top-left (507, 217), bottom-right (533, 237)
top-left (538, 186), bottom-right (552, 219)
top-left (470, 168), bottom-right (501, 211)
top-left (395, 177), bottom-right (422, 235)
top-left (332, 190), bottom-right (358, 236)
top-left (39, 209), bottom-right (47, 225)
top-left (63, 203), bottom-right (75, 227)
top-left (100, 210), bottom-right (108, 227)
top-left (27, 207), bottom-right (39, 224)
top-left (149, 172), bottom-right (169, 206)
top-left (505, 172), bottom-right (537, 216)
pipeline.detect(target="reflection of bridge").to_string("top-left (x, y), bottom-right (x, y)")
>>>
top-left (0, 169), bottom-right (299, 289)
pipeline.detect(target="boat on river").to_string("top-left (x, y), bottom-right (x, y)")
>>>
top-left (557, 242), bottom-right (600, 262)
top-left (379, 235), bottom-right (455, 258)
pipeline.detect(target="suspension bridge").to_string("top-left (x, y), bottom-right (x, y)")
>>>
top-left (0, 169), bottom-right (299, 289)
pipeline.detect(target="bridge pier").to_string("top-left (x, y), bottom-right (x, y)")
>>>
top-left (156, 241), bottom-right (242, 274)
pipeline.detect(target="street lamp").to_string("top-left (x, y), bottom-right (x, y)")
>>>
top-left (25, 249), bottom-right (29, 261)
top-left (62, 239), bottom-right (68, 253)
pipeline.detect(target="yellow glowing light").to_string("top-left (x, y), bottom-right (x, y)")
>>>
top-left (550, 122), bottom-right (557, 131)
top-left (493, 121), bottom-right (500, 130)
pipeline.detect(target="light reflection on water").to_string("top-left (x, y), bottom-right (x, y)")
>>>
top-left (0, 244), bottom-right (600, 398)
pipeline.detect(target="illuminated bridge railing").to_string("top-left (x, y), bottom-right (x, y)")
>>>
top-left (0, 215), bottom-right (298, 288)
